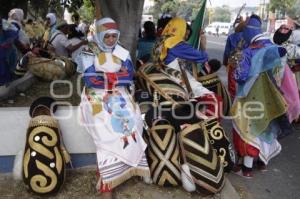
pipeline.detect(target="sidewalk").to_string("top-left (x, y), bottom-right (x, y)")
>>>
top-left (0, 71), bottom-right (244, 198)
top-left (0, 167), bottom-right (241, 199)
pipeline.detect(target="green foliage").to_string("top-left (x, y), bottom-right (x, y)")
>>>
top-left (62, 0), bottom-right (84, 13)
top-left (160, 0), bottom-right (179, 15)
top-left (28, 0), bottom-right (64, 18)
top-left (0, 0), bottom-right (86, 19)
top-left (286, 1), bottom-right (300, 18)
top-left (78, 0), bottom-right (95, 22)
top-left (269, 0), bottom-right (296, 13)
top-left (151, 0), bottom-right (205, 22)
top-left (177, 5), bottom-right (193, 20)
top-left (211, 6), bottom-right (231, 22)
top-left (28, 0), bottom-right (49, 18)
top-left (177, 1), bottom-right (201, 21)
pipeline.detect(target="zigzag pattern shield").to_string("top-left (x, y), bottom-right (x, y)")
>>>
top-left (179, 123), bottom-right (225, 194)
top-left (145, 122), bottom-right (181, 186)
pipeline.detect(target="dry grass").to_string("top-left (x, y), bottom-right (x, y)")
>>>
top-left (0, 168), bottom-right (223, 199)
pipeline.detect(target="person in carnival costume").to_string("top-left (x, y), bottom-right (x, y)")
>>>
top-left (0, 15), bottom-right (18, 92)
top-left (223, 17), bottom-right (248, 100)
top-left (43, 13), bottom-right (57, 49)
top-left (232, 15), bottom-right (291, 178)
top-left (79, 17), bottom-right (150, 199)
top-left (155, 17), bottom-right (213, 98)
top-left (272, 25), bottom-right (300, 127)
top-left (138, 17), bottom-right (233, 194)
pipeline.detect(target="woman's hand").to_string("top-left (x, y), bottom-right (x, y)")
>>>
top-left (199, 29), bottom-right (206, 51)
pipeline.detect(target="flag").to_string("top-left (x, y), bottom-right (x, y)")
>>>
top-left (187, 0), bottom-right (207, 50)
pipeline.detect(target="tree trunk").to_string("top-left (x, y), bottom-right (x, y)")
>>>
top-left (97, 0), bottom-right (145, 64)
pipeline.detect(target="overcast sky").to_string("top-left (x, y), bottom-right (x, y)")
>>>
top-left (144, 0), bottom-right (265, 8)
top-left (208, 0), bottom-right (264, 7)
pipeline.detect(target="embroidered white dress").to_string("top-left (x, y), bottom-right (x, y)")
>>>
top-left (79, 45), bottom-right (150, 190)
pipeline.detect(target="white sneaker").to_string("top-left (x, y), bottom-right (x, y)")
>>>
top-left (142, 176), bottom-right (153, 184)
top-left (0, 85), bottom-right (10, 97)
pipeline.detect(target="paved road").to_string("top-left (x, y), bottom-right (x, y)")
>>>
top-left (206, 34), bottom-right (227, 61)
top-left (205, 34), bottom-right (227, 86)
top-left (206, 34), bottom-right (300, 199)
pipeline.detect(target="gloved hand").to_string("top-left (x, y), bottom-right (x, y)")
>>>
top-left (278, 46), bottom-right (287, 57)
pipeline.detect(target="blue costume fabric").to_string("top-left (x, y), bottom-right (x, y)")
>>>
top-left (163, 42), bottom-right (208, 64)
top-left (223, 32), bottom-right (244, 62)
top-left (242, 17), bottom-right (263, 44)
top-left (83, 58), bottom-right (134, 89)
top-left (48, 25), bottom-right (57, 41)
top-left (234, 39), bottom-right (284, 97)
top-left (235, 40), bottom-right (272, 82)
top-left (232, 15), bottom-right (287, 164)
top-left (234, 37), bottom-right (289, 142)
top-left (0, 29), bottom-right (18, 86)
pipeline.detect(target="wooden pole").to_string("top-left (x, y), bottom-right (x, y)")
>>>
top-left (178, 59), bottom-right (194, 98)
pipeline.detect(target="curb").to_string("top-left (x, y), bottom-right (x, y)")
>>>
top-left (0, 72), bottom-right (36, 100)
top-left (220, 178), bottom-right (241, 199)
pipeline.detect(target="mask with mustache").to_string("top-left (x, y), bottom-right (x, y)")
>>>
top-left (273, 27), bottom-right (292, 45)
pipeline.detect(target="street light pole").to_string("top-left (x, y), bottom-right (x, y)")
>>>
top-left (263, 0), bottom-right (265, 20)
top-left (208, 8), bottom-right (213, 24)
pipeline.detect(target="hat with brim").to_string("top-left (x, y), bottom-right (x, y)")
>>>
top-left (29, 96), bottom-right (57, 117)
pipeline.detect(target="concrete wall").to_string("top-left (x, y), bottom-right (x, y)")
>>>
top-left (0, 106), bottom-right (96, 156)
top-left (0, 106), bottom-right (97, 172)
